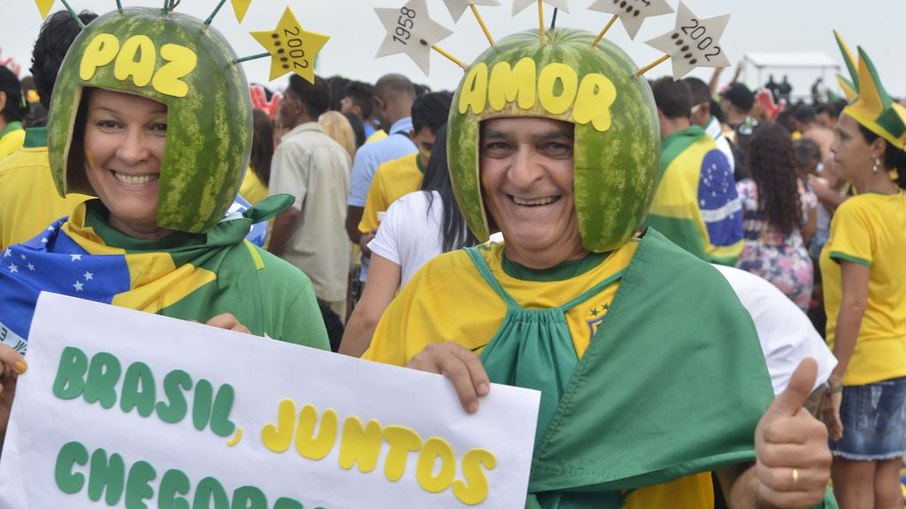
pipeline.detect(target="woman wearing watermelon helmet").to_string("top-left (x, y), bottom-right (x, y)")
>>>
top-left (0, 7), bottom-right (329, 447)
top-left (363, 29), bottom-right (832, 508)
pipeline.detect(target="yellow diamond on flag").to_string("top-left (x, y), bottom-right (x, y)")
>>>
top-left (250, 7), bottom-right (329, 83)
top-left (35, 0), bottom-right (55, 19)
top-left (231, 0), bottom-right (253, 23)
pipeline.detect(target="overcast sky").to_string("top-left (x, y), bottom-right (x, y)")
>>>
top-left (1, 0), bottom-right (903, 102)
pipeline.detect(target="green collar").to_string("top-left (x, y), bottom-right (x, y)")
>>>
top-left (501, 251), bottom-right (610, 282)
top-left (0, 121), bottom-right (23, 139)
top-left (84, 200), bottom-right (204, 252)
top-left (23, 127), bottom-right (47, 148)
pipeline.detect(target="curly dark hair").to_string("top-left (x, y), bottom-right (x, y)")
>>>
top-left (747, 123), bottom-right (803, 235)
top-left (29, 10), bottom-right (98, 110)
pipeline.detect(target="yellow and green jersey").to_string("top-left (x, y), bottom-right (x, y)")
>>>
top-left (821, 192), bottom-right (906, 385)
top-left (366, 231), bottom-right (775, 508)
top-left (648, 126), bottom-right (743, 265)
top-left (239, 167), bottom-right (269, 205)
top-left (0, 128), bottom-right (90, 249)
top-left (359, 153), bottom-right (424, 233)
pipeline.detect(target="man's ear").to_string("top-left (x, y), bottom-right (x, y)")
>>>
top-left (408, 129), bottom-right (417, 142)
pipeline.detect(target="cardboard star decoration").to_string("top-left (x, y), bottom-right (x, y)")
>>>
top-left (251, 7), bottom-right (329, 83)
top-left (34, 0), bottom-right (55, 18)
top-left (645, 1), bottom-right (730, 79)
top-left (512, 0), bottom-right (569, 16)
top-left (376, 0), bottom-right (454, 75)
top-left (588, 0), bottom-right (673, 39)
top-left (442, 0), bottom-right (501, 22)
top-left (231, 0), bottom-right (252, 23)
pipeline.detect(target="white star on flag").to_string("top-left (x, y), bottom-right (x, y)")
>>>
top-left (512, 0), bottom-right (569, 16)
top-left (73, 281), bottom-right (84, 292)
top-left (19, 254), bottom-right (25, 260)
top-left (441, 0), bottom-right (501, 22)
top-left (84, 272), bottom-right (94, 281)
top-left (47, 225), bottom-right (55, 231)
top-left (41, 238), bottom-right (48, 244)
top-left (27, 263), bottom-right (35, 271)
top-left (8, 263), bottom-right (17, 273)
top-left (3, 249), bottom-right (10, 257)
top-left (70, 254), bottom-right (82, 261)
top-left (376, 0), bottom-right (453, 75)
top-left (588, 0), bottom-right (672, 39)
top-left (645, 1), bottom-right (730, 79)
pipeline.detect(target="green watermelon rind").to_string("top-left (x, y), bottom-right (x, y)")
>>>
top-left (448, 28), bottom-right (660, 253)
top-left (48, 7), bottom-right (251, 233)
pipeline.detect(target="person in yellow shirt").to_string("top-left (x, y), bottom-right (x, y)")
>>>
top-left (239, 108), bottom-right (275, 206)
top-left (0, 66), bottom-right (28, 159)
top-left (358, 91), bottom-right (452, 234)
top-left (0, 10), bottom-right (97, 249)
top-left (364, 28), bottom-right (832, 509)
top-left (819, 36), bottom-right (906, 508)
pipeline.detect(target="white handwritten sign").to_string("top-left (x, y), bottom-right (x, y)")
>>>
top-left (645, 1), bottom-right (730, 79)
top-left (376, 0), bottom-right (454, 75)
top-left (0, 293), bottom-right (540, 508)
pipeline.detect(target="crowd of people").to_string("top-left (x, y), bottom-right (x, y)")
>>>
top-left (0, 4), bottom-right (904, 508)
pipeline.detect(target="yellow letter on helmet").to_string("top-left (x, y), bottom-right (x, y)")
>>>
top-left (114, 35), bottom-right (156, 88)
top-left (488, 58), bottom-right (537, 111)
top-left (537, 63), bottom-right (578, 115)
top-left (458, 63), bottom-right (489, 115)
top-left (80, 33), bottom-right (120, 81)
top-left (573, 73), bottom-right (617, 132)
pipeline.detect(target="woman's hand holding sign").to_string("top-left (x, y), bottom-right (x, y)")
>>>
top-left (0, 344), bottom-right (26, 452)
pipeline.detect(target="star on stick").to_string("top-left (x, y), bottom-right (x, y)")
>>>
top-left (512, 0), bottom-right (568, 15)
top-left (250, 7), bottom-right (330, 83)
top-left (376, 0), bottom-right (456, 75)
top-left (642, 1), bottom-right (730, 79)
top-left (442, 0), bottom-right (501, 22)
top-left (588, 0), bottom-right (673, 40)
top-left (231, 0), bottom-right (252, 23)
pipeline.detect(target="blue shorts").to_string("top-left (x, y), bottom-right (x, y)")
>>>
top-left (829, 377), bottom-right (906, 460)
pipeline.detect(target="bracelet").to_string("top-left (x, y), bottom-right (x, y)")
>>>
top-left (825, 384), bottom-right (844, 394)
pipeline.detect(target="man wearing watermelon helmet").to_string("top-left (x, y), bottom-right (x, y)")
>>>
top-left (364, 28), bottom-right (832, 507)
top-left (0, 6), bottom-right (330, 444)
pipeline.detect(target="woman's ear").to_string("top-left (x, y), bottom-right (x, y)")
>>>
top-left (0, 90), bottom-right (6, 112)
top-left (871, 137), bottom-right (888, 161)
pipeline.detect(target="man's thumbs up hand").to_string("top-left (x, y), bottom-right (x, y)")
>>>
top-left (754, 358), bottom-right (832, 508)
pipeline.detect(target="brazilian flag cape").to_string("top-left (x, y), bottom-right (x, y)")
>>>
top-left (481, 230), bottom-right (832, 508)
top-left (0, 195), bottom-right (318, 353)
top-left (647, 126), bottom-right (743, 266)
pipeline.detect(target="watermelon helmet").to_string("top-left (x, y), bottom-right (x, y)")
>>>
top-left (48, 7), bottom-right (252, 233)
top-left (447, 28), bottom-right (660, 253)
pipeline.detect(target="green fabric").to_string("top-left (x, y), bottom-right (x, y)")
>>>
top-left (84, 195), bottom-right (328, 349)
top-left (829, 251), bottom-right (871, 267)
top-left (658, 125), bottom-right (706, 180)
top-left (501, 251), bottom-right (610, 282)
top-left (22, 127), bottom-right (47, 148)
top-left (471, 230), bottom-right (777, 508)
top-left (0, 121), bottom-right (23, 139)
top-left (467, 247), bottom-right (624, 509)
top-left (644, 215), bottom-right (708, 261)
